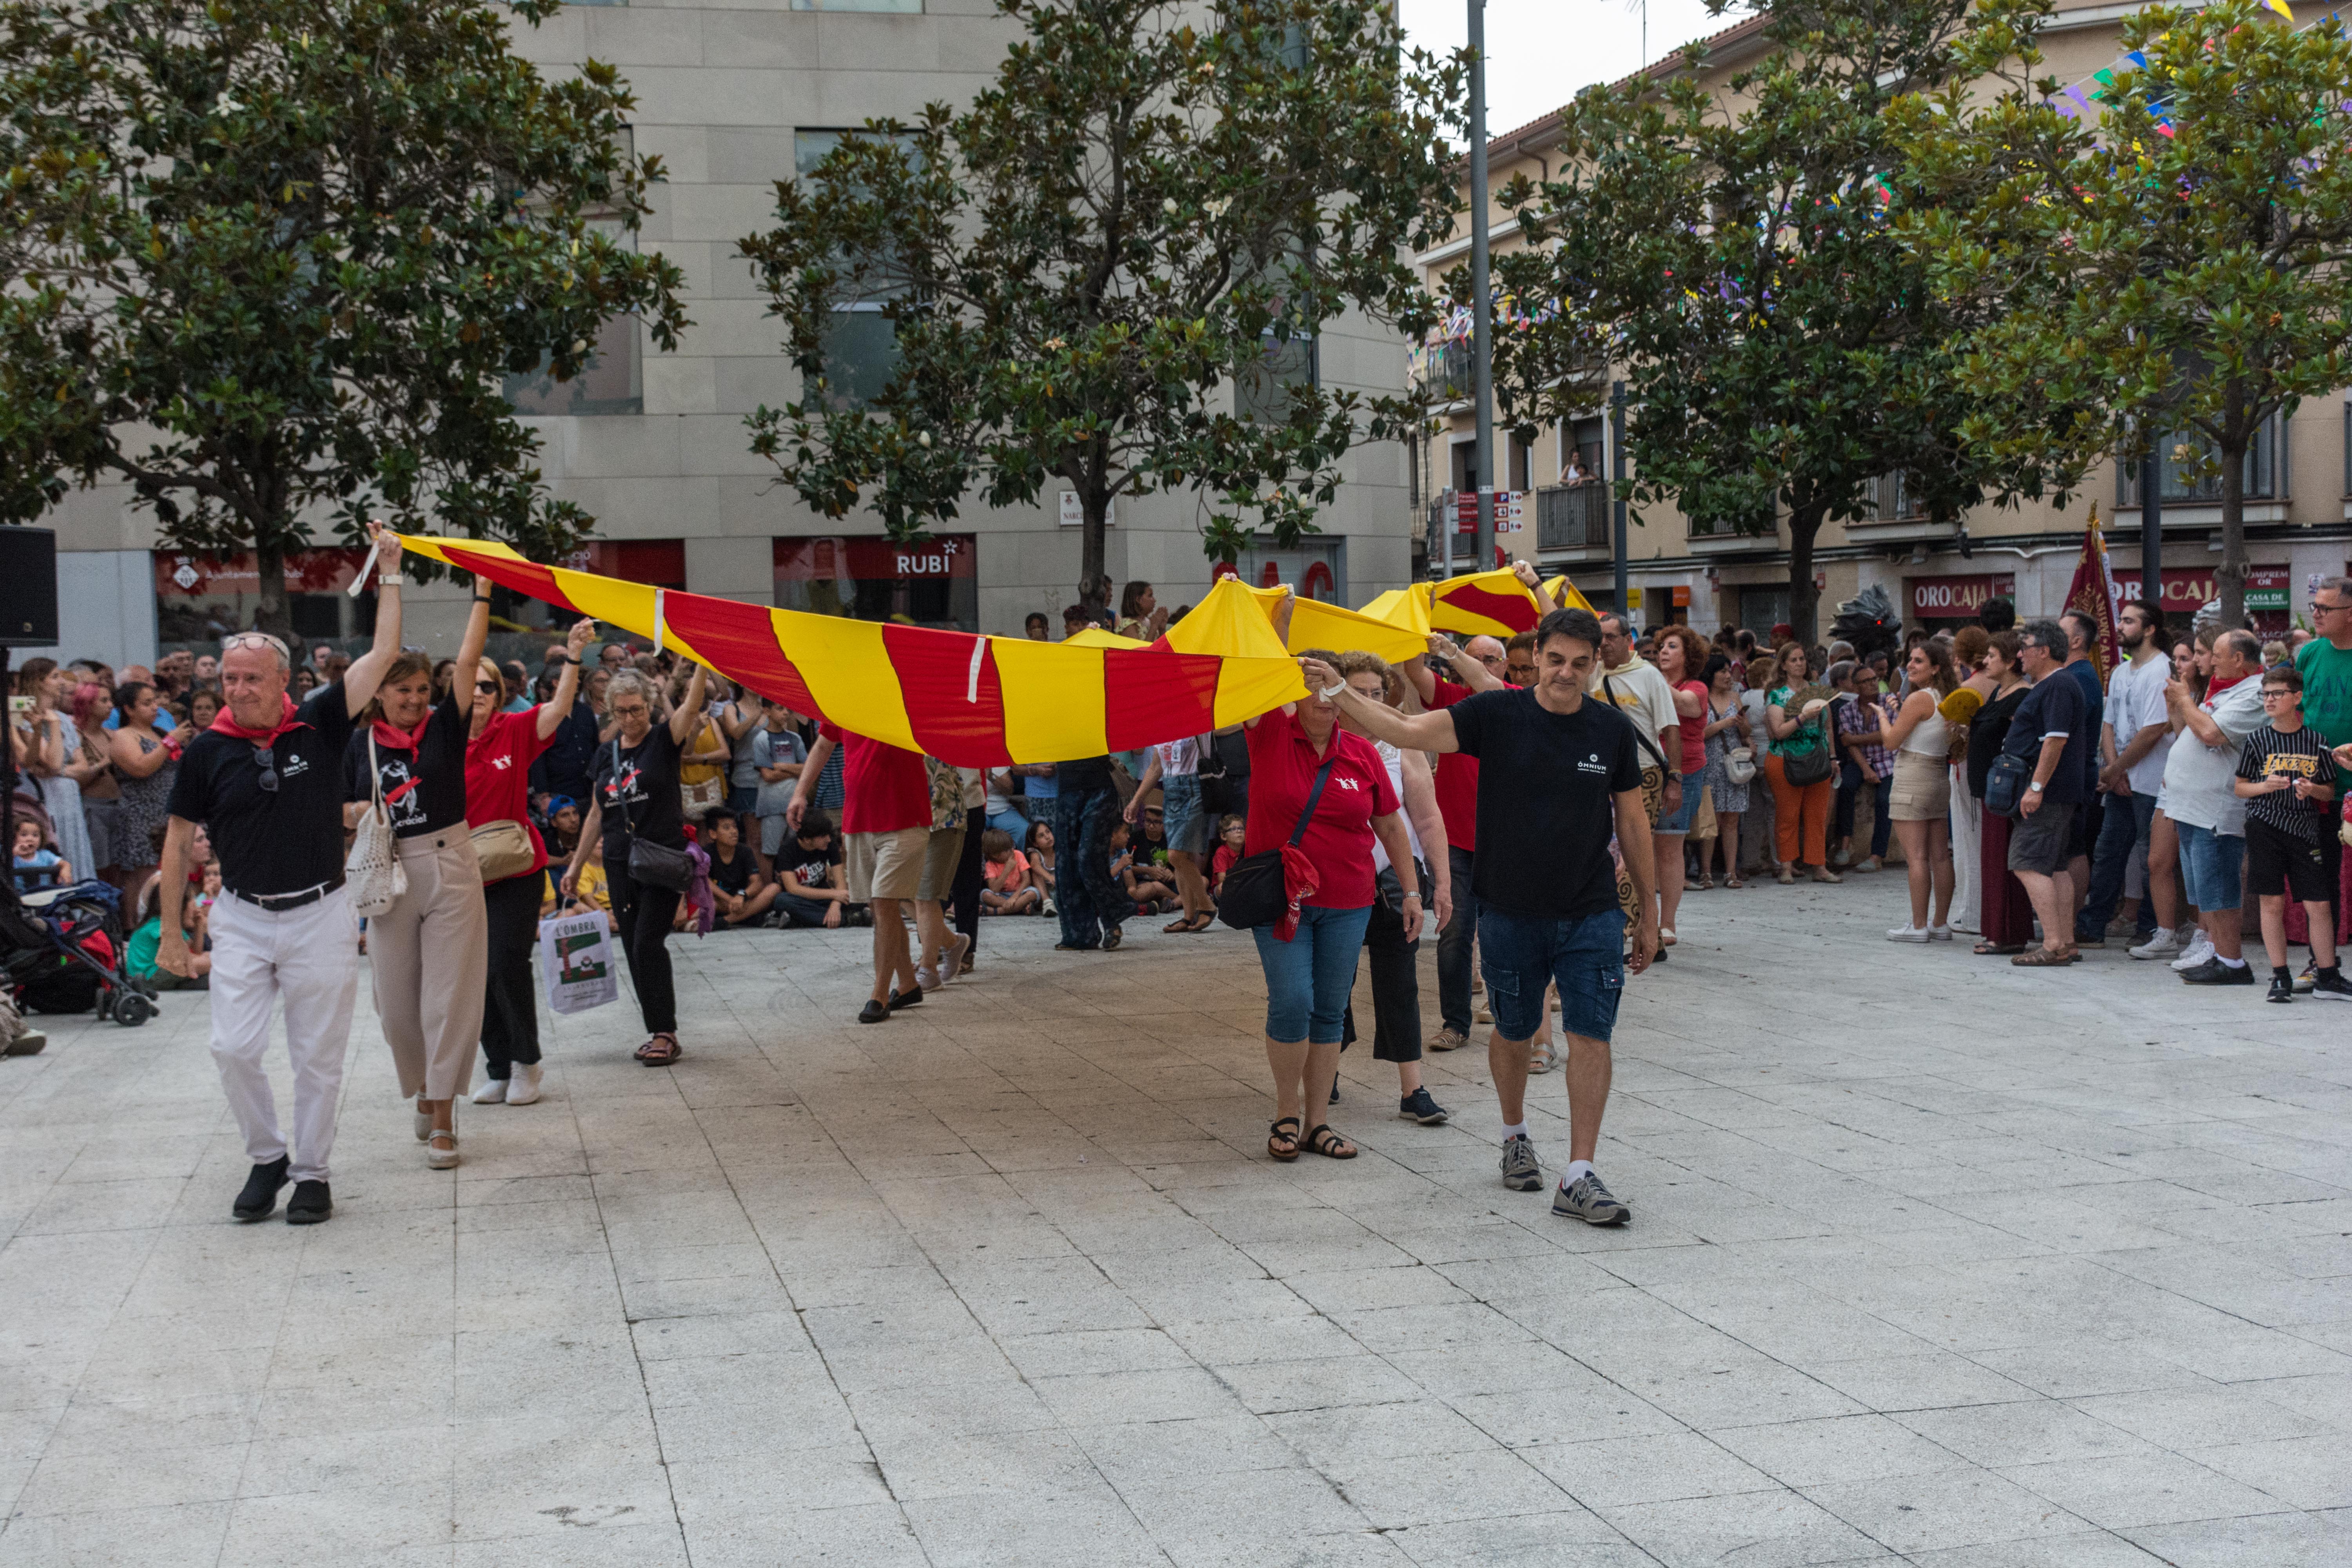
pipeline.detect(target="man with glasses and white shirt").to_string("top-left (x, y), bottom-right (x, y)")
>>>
top-left (155, 528), bottom-right (407, 1226)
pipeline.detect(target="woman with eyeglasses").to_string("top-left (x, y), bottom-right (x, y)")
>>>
top-left (561, 659), bottom-right (709, 1066)
top-left (342, 580), bottom-right (495, 1169)
top-left (109, 680), bottom-right (183, 879)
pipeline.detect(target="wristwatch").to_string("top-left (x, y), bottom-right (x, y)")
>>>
top-left (2027, 781), bottom-right (2045, 793)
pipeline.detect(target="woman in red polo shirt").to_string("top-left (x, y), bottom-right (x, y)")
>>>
top-left (1244, 649), bottom-right (1420, 1163)
top-left (466, 616), bottom-right (597, 1105)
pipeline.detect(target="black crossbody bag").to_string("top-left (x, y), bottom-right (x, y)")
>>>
top-left (611, 739), bottom-right (695, 893)
top-left (1216, 753), bottom-right (1339, 931)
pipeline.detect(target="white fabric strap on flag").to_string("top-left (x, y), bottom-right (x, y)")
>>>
top-left (965, 639), bottom-right (986, 704)
top-left (653, 588), bottom-right (666, 656)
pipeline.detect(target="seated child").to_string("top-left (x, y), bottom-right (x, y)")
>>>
top-left (684, 811), bottom-right (780, 929)
top-left (1209, 814), bottom-right (1246, 898)
top-left (1107, 821), bottom-right (1172, 916)
top-left (979, 828), bottom-right (1042, 915)
top-left (774, 809), bottom-right (858, 929)
top-left (11, 820), bottom-right (65, 895)
top-left (125, 875), bottom-right (210, 989)
top-left (563, 837), bottom-right (617, 931)
top-left (1023, 820), bottom-right (1056, 909)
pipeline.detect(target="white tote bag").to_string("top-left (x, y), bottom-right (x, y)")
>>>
top-left (345, 734), bottom-right (408, 918)
top-left (538, 911), bottom-right (620, 1014)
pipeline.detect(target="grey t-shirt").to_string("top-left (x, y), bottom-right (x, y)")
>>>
top-left (2159, 676), bottom-right (2265, 836)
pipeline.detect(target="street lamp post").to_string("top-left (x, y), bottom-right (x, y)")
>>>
top-left (1468, 0), bottom-right (1495, 575)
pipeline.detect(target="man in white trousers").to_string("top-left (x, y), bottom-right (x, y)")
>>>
top-left (158, 529), bottom-right (406, 1225)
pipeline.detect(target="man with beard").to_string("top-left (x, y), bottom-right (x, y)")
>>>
top-left (2078, 600), bottom-right (2173, 949)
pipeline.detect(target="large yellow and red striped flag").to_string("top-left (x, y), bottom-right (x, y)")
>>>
top-left (394, 536), bottom-right (1308, 767)
top-left (1426, 568), bottom-right (1545, 638)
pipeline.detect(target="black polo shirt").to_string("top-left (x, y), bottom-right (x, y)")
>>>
top-left (169, 683), bottom-right (359, 898)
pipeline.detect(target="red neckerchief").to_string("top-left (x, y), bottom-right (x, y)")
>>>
top-left (2204, 673), bottom-right (2248, 702)
top-left (209, 695), bottom-right (309, 745)
top-left (370, 713), bottom-right (430, 751)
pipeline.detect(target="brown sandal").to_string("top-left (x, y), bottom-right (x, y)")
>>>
top-left (2010, 947), bottom-right (2070, 967)
top-left (635, 1033), bottom-right (682, 1065)
top-left (1267, 1116), bottom-right (1301, 1161)
top-left (1303, 1124), bottom-right (1357, 1159)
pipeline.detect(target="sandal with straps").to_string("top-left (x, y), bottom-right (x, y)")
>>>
top-left (1303, 1123), bottom-right (1357, 1160)
top-left (635, 1032), bottom-right (682, 1066)
top-left (1267, 1116), bottom-right (1301, 1162)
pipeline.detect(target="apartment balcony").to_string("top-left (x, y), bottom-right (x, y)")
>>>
top-left (1843, 473), bottom-right (1960, 546)
top-left (1686, 514), bottom-right (1778, 555)
top-left (1535, 483), bottom-right (1612, 562)
top-left (2115, 416), bottom-right (2288, 530)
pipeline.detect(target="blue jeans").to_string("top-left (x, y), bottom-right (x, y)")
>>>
top-left (1435, 844), bottom-right (1478, 1035)
top-left (2079, 791), bottom-right (2159, 939)
top-left (1478, 906), bottom-right (1626, 1044)
top-left (1253, 903), bottom-right (1372, 1044)
top-left (1835, 761), bottom-right (1892, 859)
top-left (984, 807), bottom-right (1029, 840)
top-left (2176, 822), bottom-right (2244, 913)
top-left (1052, 785), bottom-right (1124, 949)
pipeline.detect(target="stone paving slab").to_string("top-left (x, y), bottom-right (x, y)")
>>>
top-left (0, 878), bottom-right (2348, 1566)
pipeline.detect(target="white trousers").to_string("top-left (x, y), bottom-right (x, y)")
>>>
top-left (209, 887), bottom-right (360, 1184)
top-left (1948, 772), bottom-right (1982, 933)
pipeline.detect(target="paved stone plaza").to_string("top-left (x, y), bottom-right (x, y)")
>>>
top-left (0, 882), bottom-right (2347, 1567)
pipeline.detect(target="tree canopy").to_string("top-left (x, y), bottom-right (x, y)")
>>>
top-left (739, 0), bottom-right (1463, 604)
top-left (0, 0), bottom-right (687, 631)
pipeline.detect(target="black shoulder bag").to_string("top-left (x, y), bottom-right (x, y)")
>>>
top-left (1216, 753), bottom-right (1339, 931)
top-left (611, 738), bottom-right (695, 893)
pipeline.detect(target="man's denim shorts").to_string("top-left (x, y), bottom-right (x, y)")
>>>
top-left (1477, 905), bottom-right (1627, 1044)
top-left (2176, 822), bottom-right (2243, 913)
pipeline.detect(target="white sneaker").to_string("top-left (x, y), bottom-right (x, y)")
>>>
top-left (1927, 925), bottom-right (1954, 941)
top-left (472, 1078), bottom-right (508, 1105)
top-left (915, 965), bottom-right (942, 993)
top-left (2129, 928), bottom-right (2183, 960)
top-left (940, 934), bottom-right (971, 985)
top-left (1887, 925), bottom-right (1931, 943)
top-left (2171, 930), bottom-right (2215, 971)
top-left (506, 1063), bottom-right (543, 1106)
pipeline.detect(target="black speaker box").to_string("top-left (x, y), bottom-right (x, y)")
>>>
top-left (0, 529), bottom-right (58, 647)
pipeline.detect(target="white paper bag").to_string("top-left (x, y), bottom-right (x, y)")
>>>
top-left (538, 912), bottom-right (619, 1015)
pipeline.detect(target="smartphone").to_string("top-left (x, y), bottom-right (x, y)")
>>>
top-left (6, 695), bottom-right (29, 715)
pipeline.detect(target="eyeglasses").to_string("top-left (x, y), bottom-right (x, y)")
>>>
top-left (251, 742), bottom-right (278, 793)
top-left (2259, 688), bottom-right (2296, 700)
top-left (475, 680), bottom-right (501, 695)
top-left (2312, 599), bottom-right (2350, 615)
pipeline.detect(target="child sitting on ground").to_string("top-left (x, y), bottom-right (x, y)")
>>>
top-left (979, 827), bottom-right (1042, 915)
top-left (562, 837), bottom-right (617, 931)
top-left (773, 809), bottom-right (859, 928)
top-left (1108, 820), bottom-right (1173, 917)
top-left (1023, 820), bottom-right (1057, 911)
top-left (125, 875), bottom-right (209, 989)
top-left (681, 810), bottom-right (780, 929)
top-left (11, 820), bottom-right (66, 894)
top-left (1209, 814), bottom-right (1246, 898)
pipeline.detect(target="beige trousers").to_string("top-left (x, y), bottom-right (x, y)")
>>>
top-left (369, 829), bottom-right (489, 1102)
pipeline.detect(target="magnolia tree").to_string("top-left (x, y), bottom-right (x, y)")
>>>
top-left (0, 0), bottom-right (687, 632)
top-left (740, 0), bottom-right (1463, 604)
top-left (1485, 0), bottom-right (2060, 642)
top-left (1896, 0), bottom-right (2352, 628)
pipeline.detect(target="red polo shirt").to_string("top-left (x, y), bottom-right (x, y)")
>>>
top-left (819, 719), bottom-right (931, 835)
top-left (1242, 706), bottom-right (1398, 910)
top-left (1428, 678), bottom-right (1478, 853)
top-left (465, 708), bottom-right (557, 883)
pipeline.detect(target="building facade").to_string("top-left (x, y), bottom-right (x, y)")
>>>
top-left (33, 0), bottom-right (1416, 670)
top-left (1416, 1), bottom-right (2348, 642)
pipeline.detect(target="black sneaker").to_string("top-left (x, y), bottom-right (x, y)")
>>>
top-left (857, 999), bottom-right (890, 1024)
top-left (1399, 1087), bottom-right (1449, 1125)
top-left (285, 1179), bottom-right (332, 1225)
top-left (2313, 969), bottom-right (2352, 1003)
top-left (1499, 1134), bottom-right (1543, 1192)
top-left (2180, 958), bottom-right (2256, 985)
top-left (232, 1156), bottom-right (290, 1221)
top-left (1103, 926), bottom-right (1122, 952)
top-left (887, 985), bottom-right (922, 1011)
top-left (2268, 972), bottom-right (2295, 1004)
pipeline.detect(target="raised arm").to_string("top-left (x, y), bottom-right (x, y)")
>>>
top-left (666, 663), bottom-right (708, 745)
top-left (1301, 658), bottom-right (1460, 753)
top-left (341, 528), bottom-right (407, 717)
top-left (1424, 634), bottom-right (1503, 696)
top-left (535, 620), bottom-right (595, 740)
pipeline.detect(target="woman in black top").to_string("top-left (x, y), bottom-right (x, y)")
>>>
top-left (344, 581), bottom-right (493, 1168)
top-left (561, 662), bottom-right (707, 1065)
top-left (1963, 630), bottom-right (2034, 954)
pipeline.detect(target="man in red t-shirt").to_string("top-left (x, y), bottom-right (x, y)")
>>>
top-left (790, 721), bottom-right (931, 1024)
top-left (1408, 633), bottom-right (1506, 1050)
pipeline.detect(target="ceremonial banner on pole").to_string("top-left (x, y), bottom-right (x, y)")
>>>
top-left (2062, 505), bottom-right (2124, 682)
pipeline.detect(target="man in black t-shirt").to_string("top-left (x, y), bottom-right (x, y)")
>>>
top-left (1305, 604), bottom-right (1655, 1228)
top-left (2001, 621), bottom-right (2091, 967)
top-left (156, 528), bottom-right (408, 1227)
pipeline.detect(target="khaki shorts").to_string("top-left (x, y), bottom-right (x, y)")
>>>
top-left (917, 826), bottom-right (965, 901)
top-left (1889, 751), bottom-right (1952, 822)
top-left (846, 826), bottom-right (928, 902)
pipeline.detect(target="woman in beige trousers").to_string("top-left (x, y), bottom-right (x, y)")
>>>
top-left (346, 582), bottom-right (494, 1169)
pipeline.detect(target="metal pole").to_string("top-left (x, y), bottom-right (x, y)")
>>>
top-left (1468, 0), bottom-right (1495, 574)
top-left (2140, 443), bottom-right (2162, 617)
top-left (1611, 379), bottom-right (1629, 617)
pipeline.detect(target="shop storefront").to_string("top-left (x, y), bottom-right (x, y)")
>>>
top-left (773, 534), bottom-right (978, 633)
top-left (1906, 572), bottom-right (2016, 626)
top-left (1231, 539), bottom-right (1348, 604)
top-left (2113, 565), bottom-right (2291, 637)
top-left (154, 547), bottom-right (374, 658)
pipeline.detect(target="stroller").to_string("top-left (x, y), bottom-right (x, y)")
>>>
top-left (0, 878), bottom-right (156, 1027)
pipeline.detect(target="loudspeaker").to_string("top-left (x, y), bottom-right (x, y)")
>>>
top-left (0, 529), bottom-right (57, 647)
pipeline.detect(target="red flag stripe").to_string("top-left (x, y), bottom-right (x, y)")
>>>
top-left (884, 624), bottom-right (1013, 767)
top-left (1437, 583), bottom-right (1539, 633)
top-left (439, 546), bottom-right (581, 617)
top-left (662, 593), bottom-right (821, 718)
top-left (1103, 648), bottom-right (1221, 751)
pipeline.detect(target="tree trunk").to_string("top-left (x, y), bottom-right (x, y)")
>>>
top-left (1079, 489), bottom-right (1109, 613)
top-left (253, 539), bottom-right (294, 642)
top-left (2215, 437), bottom-right (2248, 631)
top-left (1786, 499), bottom-right (1828, 647)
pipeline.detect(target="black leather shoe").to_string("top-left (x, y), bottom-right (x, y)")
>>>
top-left (857, 999), bottom-right (890, 1024)
top-left (285, 1179), bottom-right (332, 1225)
top-left (233, 1156), bottom-right (290, 1221)
top-left (887, 986), bottom-right (922, 1011)
top-left (2179, 958), bottom-right (2254, 985)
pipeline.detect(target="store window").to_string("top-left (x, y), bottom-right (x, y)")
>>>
top-left (795, 130), bottom-right (919, 409)
top-left (773, 534), bottom-right (976, 633)
top-left (502, 219), bottom-right (643, 417)
top-left (791, 0), bottom-right (919, 9)
top-left (1736, 585), bottom-right (1789, 639)
top-left (154, 547), bottom-right (375, 658)
top-left (1233, 538), bottom-right (1346, 604)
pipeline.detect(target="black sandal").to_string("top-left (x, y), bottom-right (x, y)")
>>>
top-left (1303, 1123), bottom-right (1357, 1159)
top-left (1267, 1116), bottom-right (1301, 1161)
top-left (1973, 940), bottom-right (2026, 956)
top-left (635, 1033), bottom-right (682, 1066)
